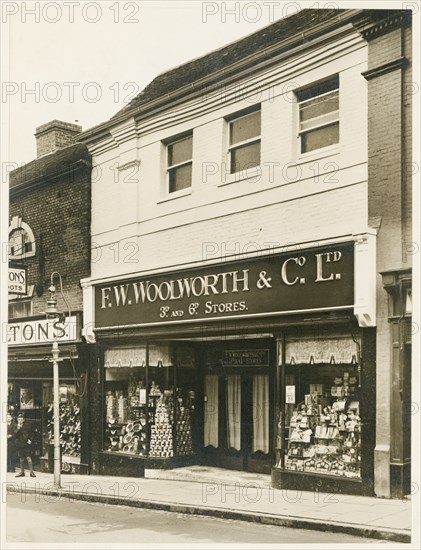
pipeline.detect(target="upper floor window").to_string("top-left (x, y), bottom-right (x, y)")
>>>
top-left (228, 108), bottom-right (261, 174)
top-left (297, 76), bottom-right (339, 154)
top-left (8, 216), bottom-right (36, 260)
top-left (9, 228), bottom-right (33, 257)
top-left (167, 133), bottom-right (193, 193)
top-left (8, 300), bottom-right (32, 319)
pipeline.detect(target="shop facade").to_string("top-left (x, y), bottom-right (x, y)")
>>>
top-left (79, 9), bottom-right (412, 498)
top-left (7, 314), bottom-right (91, 473)
top-left (7, 120), bottom-right (93, 474)
top-left (83, 237), bottom-right (377, 494)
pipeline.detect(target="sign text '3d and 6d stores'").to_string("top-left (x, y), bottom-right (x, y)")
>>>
top-left (95, 244), bottom-right (354, 327)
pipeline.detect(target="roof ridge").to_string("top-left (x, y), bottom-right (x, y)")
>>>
top-left (112, 9), bottom-right (345, 120)
top-left (153, 7), bottom-right (305, 78)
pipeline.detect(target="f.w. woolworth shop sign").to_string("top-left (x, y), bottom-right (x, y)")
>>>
top-left (95, 243), bottom-right (354, 328)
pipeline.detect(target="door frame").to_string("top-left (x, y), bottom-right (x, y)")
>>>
top-left (200, 339), bottom-right (276, 473)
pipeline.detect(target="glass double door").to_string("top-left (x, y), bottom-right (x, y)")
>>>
top-left (203, 372), bottom-right (272, 473)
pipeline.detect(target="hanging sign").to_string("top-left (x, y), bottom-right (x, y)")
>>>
top-left (222, 349), bottom-right (269, 367)
top-left (8, 266), bottom-right (27, 295)
top-left (95, 243), bottom-right (354, 328)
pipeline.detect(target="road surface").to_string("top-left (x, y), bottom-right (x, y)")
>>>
top-left (7, 492), bottom-right (392, 545)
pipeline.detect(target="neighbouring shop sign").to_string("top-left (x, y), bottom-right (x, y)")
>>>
top-left (95, 243), bottom-right (354, 328)
top-left (8, 266), bottom-right (27, 295)
top-left (7, 315), bottom-right (79, 346)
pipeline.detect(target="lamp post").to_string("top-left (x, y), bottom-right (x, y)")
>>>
top-left (45, 276), bottom-right (65, 489)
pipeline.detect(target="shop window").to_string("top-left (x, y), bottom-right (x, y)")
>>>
top-left (8, 300), bottom-right (32, 319)
top-left (103, 345), bottom-right (196, 458)
top-left (166, 133), bottom-right (193, 193)
top-left (278, 364), bottom-right (361, 478)
top-left (227, 108), bottom-right (261, 173)
top-left (44, 383), bottom-right (81, 460)
top-left (297, 76), bottom-right (339, 154)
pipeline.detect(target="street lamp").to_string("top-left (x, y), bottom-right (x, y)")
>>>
top-left (45, 272), bottom-right (68, 489)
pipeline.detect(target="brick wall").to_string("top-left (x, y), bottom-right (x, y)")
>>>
top-left (365, 22), bottom-right (411, 498)
top-left (402, 26), bottom-right (412, 262)
top-left (9, 166), bottom-right (91, 316)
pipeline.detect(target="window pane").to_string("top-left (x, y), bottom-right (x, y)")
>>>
top-left (9, 230), bottom-right (23, 256)
top-left (297, 76), bottom-right (339, 102)
top-left (230, 111), bottom-right (261, 145)
top-left (168, 136), bottom-right (192, 167)
top-left (301, 123), bottom-right (339, 153)
top-left (169, 163), bottom-right (192, 192)
top-left (231, 141), bottom-right (261, 173)
top-left (300, 110), bottom-right (338, 132)
top-left (300, 91), bottom-right (339, 123)
top-left (8, 301), bottom-right (31, 319)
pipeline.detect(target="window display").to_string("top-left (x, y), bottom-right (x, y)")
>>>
top-left (105, 370), bottom-right (148, 455)
top-left (104, 362), bottom-right (195, 459)
top-left (278, 366), bottom-right (361, 478)
top-left (45, 384), bottom-right (81, 458)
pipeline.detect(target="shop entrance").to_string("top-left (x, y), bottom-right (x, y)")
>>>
top-left (202, 370), bottom-right (273, 474)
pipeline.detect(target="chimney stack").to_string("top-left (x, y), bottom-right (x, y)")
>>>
top-left (34, 120), bottom-right (82, 158)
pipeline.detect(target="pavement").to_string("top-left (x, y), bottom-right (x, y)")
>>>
top-left (5, 466), bottom-right (412, 543)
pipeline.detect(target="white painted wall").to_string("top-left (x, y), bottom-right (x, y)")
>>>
top-left (88, 30), bottom-right (369, 283)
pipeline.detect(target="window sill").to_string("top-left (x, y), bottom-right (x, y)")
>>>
top-left (157, 187), bottom-right (192, 203)
top-left (217, 166), bottom-right (261, 187)
top-left (295, 145), bottom-right (340, 164)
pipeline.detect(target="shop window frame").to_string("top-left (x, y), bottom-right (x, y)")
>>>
top-left (100, 343), bottom-right (197, 461)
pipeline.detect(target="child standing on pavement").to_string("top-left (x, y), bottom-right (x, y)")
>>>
top-left (15, 414), bottom-right (36, 477)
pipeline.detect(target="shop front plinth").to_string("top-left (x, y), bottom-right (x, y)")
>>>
top-left (99, 451), bottom-right (145, 478)
top-left (271, 467), bottom-right (364, 496)
top-left (144, 455), bottom-right (197, 470)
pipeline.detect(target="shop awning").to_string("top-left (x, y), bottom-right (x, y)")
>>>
top-left (8, 344), bottom-right (79, 362)
top-left (285, 336), bottom-right (359, 365)
top-left (104, 344), bottom-right (173, 367)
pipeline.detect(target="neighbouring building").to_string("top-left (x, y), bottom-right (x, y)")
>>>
top-left (8, 120), bottom-right (93, 474)
top-left (78, 9), bottom-right (412, 498)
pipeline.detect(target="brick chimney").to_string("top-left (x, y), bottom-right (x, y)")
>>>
top-left (34, 120), bottom-right (82, 158)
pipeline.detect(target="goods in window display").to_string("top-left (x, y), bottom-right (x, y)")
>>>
top-left (104, 368), bottom-right (195, 458)
top-left (149, 394), bottom-right (174, 457)
top-left (176, 406), bottom-right (193, 456)
top-left (149, 381), bottom-right (162, 397)
top-left (105, 380), bottom-right (149, 455)
top-left (106, 394), bottom-right (117, 422)
top-left (117, 395), bottom-right (128, 423)
top-left (280, 370), bottom-right (361, 478)
top-left (46, 401), bottom-right (81, 457)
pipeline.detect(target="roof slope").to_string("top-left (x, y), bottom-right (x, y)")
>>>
top-left (113, 9), bottom-right (346, 118)
top-left (10, 143), bottom-right (91, 190)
